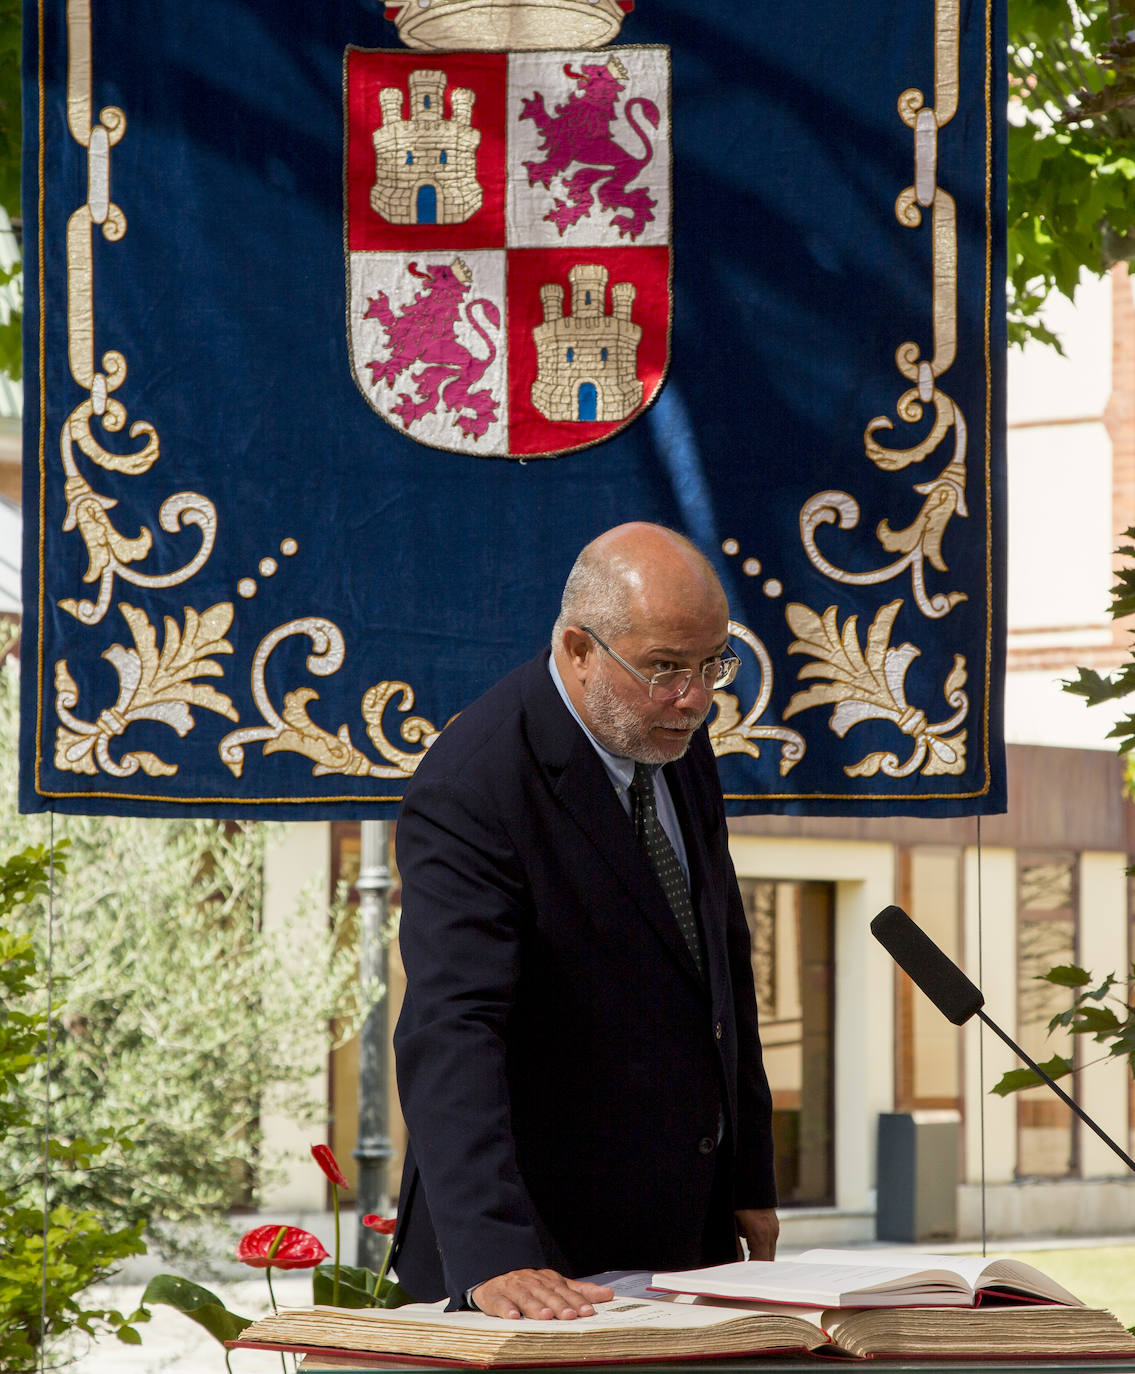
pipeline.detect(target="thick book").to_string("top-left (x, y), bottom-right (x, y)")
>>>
top-left (650, 1247), bottom-right (1085, 1309)
top-left (229, 1294), bottom-right (1135, 1366)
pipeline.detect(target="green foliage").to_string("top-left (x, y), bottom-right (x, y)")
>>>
top-left (1064, 528), bottom-right (1135, 756)
top-left (312, 1262), bottom-right (413, 1310)
top-left (0, 846), bottom-right (149, 1372)
top-left (140, 1275), bottom-right (252, 1345)
top-left (991, 963), bottom-right (1135, 1095)
top-left (0, 660), bottom-right (372, 1260)
top-left (1008, 0), bottom-right (1135, 348)
top-left (990, 1054), bottom-right (1075, 1095)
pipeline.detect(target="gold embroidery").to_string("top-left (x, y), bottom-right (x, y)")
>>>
top-left (219, 619), bottom-right (441, 781)
top-left (800, 0), bottom-right (966, 623)
top-left (708, 620), bottom-right (805, 777)
top-left (58, 0), bottom-right (218, 626)
top-left (782, 600), bottom-right (967, 779)
top-left (53, 602), bottom-right (238, 778)
top-left (385, 0), bottom-right (629, 53)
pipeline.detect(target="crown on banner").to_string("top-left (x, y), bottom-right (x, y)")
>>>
top-left (384, 0), bottom-right (635, 52)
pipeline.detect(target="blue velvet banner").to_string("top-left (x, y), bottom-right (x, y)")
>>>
top-left (20, 0), bottom-right (1006, 817)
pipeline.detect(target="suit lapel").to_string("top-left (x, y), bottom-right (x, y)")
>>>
top-left (520, 656), bottom-right (709, 992)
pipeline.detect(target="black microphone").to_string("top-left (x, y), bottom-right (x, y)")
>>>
top-left (870, 905), bottom-right (984, 1025)
top-left (871, 905), bottom-right (1135, 1175)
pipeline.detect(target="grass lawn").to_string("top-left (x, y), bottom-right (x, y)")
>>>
top-left (975, 1247), bottom-right (1135, 1329)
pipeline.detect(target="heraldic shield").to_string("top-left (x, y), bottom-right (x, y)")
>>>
top-left (345, 47), bottom-right (671, 459)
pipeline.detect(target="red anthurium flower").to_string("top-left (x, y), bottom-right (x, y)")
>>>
top-left (236, 1224), bottom-right (329, 1269)
top-left (362, 1214), bottom-right (397, 1235)
top-left (311, 1143), bottom-right (349, 1189)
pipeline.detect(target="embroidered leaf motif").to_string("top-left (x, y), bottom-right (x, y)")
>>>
top-left (118, 602), bottom-right (237, 720)
top-left (54, 603), bottom-right (238, 779)
top-left (783, 600), bottom-right (968, 779)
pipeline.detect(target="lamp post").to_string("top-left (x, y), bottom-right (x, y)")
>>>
top-left (354, 818), bottom-right (395, 1269)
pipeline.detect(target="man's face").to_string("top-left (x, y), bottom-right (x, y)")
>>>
top-left (580, 613), bottom-right (728, 765)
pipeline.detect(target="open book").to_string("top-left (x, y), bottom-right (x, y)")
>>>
top-left (230, 1293), bottom-right (1135, 1366)
top-left (650, 1247), bottom-right (1085, 1308)
top-left (232, 1297), bottom-right (834, 1364)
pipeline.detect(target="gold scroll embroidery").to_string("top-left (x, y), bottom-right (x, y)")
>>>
top-left (59, 0), bottom-right (217, 627)
top-left (800, 0), bottom-right (967, 622)
top-left (219, 619), bottom-right (441, 781)
top-left (708, 619), bottom-right (805, 777)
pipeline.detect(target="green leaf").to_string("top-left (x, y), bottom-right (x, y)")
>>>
top-left (990, 1055), bottom-right (1073, 1096)
top-left (313, 1263), bottom-right (384, 1309)
top-left (140, 1275), bottom-right (252, 1345)
top-left (1041, 964), bottom-right (1092, 988)
top-left (373, 1279), bottom-right (414, 1309)
top-left (311, 1264), bottom-right (415, 1310)
top-left (1085, 975), bottom-right (1118, 1001)
top-left (1070, 1006), bottom-right (1123, 1035)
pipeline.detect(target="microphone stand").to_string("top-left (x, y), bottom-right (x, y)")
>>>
top-left (975, 1009), bottom-right (1135, 1175)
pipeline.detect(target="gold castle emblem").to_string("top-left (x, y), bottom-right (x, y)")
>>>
top-left (531, 264), bottom-right (642, 423)
top-left (371, 69), bottom-right (483, 225)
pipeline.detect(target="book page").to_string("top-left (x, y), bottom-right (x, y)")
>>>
top-left (651, 1259), bottom-right (972, 1307)
top-left (283, 1297), bottom-right (790, 1334)
top-left (799, 1248), bottom-right (1082, 1305)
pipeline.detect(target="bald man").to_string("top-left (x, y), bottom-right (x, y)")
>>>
top-left (390, 524), bottom-right (778, 1318)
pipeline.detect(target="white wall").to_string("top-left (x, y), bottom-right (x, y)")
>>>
top-left (259, 822), bottom-right (334, 1212)
top-left (962, 847), bottom-right (1018, 1184)
top-left (1077, 851), bottom-right (1131, 1178)
top-left (1005, 269), bottom-right (1120, 752)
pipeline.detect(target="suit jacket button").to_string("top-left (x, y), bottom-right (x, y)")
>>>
top-left (698, 1136), bottom-right (715, 1155)
top-left (714, 1021), bottom-right (723, 1040)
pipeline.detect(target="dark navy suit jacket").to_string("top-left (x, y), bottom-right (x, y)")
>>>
top-left (390, 652), bottom-right (776, 1305)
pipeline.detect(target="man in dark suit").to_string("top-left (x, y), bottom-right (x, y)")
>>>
top-left (391, 523), bottom-right (778, 1319)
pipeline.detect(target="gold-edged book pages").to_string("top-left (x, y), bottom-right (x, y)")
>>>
top-left (824, 1305), bottom-right (1135, 1360)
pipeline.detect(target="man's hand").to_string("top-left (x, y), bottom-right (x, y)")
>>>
top-left (470, 1269), bottom-right (615, 1320)
top-left (736, 1207), bottom-right (779, 1260)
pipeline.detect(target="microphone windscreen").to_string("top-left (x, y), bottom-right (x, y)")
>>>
top-left (870, 905), bottom-right (985, 1026)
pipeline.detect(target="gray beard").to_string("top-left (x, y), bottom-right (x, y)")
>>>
top-left (582, 670), bottom-right (708, 765)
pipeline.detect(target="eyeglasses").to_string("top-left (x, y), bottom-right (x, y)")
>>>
top-left (581, 626), bottom-right (741, 702)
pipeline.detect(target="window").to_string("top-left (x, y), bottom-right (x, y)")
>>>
top-left (738, 879), bottom-right (835, 1206)
top-left (566, 348), bottom-right (574, 362)
top-left (1017, 854), bottom-right (1078, 1177)
top-left (423, 94), bottom-right (431, 109)
top-left (600, 348), bottom-right (607, 361)
top-left (439, 149), bottom-right (447, 165)
top-left (405, 151), bottom-right (413, 165)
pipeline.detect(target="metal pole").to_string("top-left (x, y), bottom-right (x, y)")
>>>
top-left (354, 818), bottom-right (395, 1270)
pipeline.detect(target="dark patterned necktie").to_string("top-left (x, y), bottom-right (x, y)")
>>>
top-left (628, 762), bottom-right (705, 978)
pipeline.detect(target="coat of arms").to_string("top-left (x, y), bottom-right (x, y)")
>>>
top-left (345, 1), bottom-right (671, 459)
